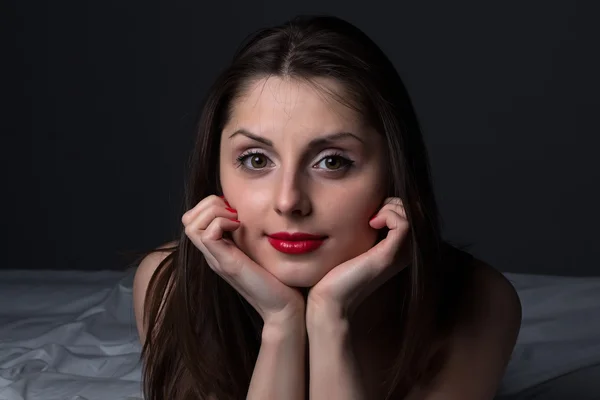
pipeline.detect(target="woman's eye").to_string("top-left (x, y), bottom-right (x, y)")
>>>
top-left (315, 156), bottom-right (350, 170)
top-left (248, 154), bottom-right (268, 169)
top-left (237, 153), bottom-right (270, 170)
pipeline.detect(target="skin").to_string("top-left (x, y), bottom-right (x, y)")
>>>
top-left (134, 74), bottom-right (521, 399)
top-left (214, 75), bottom-right (419, 398)
top-left (219, 76), bottom-right (388, 289)
top-left (213, 75), bottom-right (521, 399)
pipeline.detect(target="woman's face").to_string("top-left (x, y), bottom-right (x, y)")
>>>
top-left (219, 76), bottom-right (387, 287)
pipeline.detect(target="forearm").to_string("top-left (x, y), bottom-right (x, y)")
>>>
top-left (247, 317), bottom-right (306, 400)
top-left (307, 317), bottom-right (367, 400)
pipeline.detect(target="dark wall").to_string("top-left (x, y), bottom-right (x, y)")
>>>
top-left (5, 1), bottom-right (599, 275)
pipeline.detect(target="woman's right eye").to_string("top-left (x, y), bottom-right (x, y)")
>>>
top-left (236, 152), bottom-right (271, 171)
top-left (246, 154), bottom-right (268, 169)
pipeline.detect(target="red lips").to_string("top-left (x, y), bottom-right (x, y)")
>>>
top-left (267, 232), bottom-right (327, 254)
top-left (268, 232), bottom-right (326, 240)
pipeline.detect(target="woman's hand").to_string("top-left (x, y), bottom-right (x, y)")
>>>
top-left (306, 197), bottom-right (412, 324)
top-left (182, 195), bottom-right (305, 326)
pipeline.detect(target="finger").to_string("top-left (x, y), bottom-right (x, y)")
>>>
top-left (368, 208), bottom-right (410, 263)
top-left (184, 201), bottom-right (238, 232)
top-left (381, 197), bottom-right (406, 216)
top-left (380, 208), bottom-right (408, 230)
top-left (370, 197), bottom-right (405, 223)
top-left (185, 215), bottom-right (239, 269)
top-left (181, 195), bottom-right (230, 226)
top-left (202, 216), bottom-right (240, 243)
top-left (182, 194), bottom-right (232, 226)
top-left (383, 196), bottom-right (402, 205)
top-left (369, 206), bottom-right (406, 230)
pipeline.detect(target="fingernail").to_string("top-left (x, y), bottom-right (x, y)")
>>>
top-left (229, 219), bottom-right (240, 223)
top-left (369, 214), bottom-right (377, 221)
top-left (219, 195), bottom-right (230, 206)
top-left (226, 207), bottom-right (237, 213)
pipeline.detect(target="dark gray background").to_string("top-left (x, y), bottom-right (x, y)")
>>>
top-left (5, 1), bottom-right (599, 275)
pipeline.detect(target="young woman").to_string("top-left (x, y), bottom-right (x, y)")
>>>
top-left (133, 14), bottom-right (522, 400)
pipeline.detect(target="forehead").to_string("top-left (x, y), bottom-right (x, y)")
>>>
top-left (226, 76), bottom-right (364, 135)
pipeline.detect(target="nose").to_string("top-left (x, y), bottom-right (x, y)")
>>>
top-left (273, 169), bottom-right (311, 218)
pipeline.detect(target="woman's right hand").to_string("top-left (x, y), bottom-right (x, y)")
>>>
top-left (182, 195), bottom-right (305, 327)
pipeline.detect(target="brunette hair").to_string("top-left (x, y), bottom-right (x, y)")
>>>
top-left (139, 14), bottom-right (474, 400)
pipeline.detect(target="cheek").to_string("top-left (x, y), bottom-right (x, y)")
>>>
top-left (223, 186), bottom-right (270, 251)
top-left (335, 215), bottom-right (379, 256)
top-left (324, 198), bottom-right (381, 259)
top-left (227, 188), bottom-right (270, 223)
top-left (220, 171), bottom-right (267, 216)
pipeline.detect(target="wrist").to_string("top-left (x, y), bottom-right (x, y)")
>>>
top-left (262, 312), bottom-right (306, 343)
top-left (306, 302), bottom-right (350, 337)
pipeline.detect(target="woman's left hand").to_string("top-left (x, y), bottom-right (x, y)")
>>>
top-left (306, 197), bottom-right (412, 323)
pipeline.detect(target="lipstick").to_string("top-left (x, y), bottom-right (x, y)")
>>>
top-left (267, 232), bottom-right (327, 254)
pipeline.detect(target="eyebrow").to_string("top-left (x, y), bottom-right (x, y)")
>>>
top-left (228, 128), bottom-right (365, 149)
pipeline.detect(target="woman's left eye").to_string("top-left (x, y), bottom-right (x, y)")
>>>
top-left (314, 155), bottom-right (354, 171)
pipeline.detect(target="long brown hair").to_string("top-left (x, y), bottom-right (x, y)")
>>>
top-left (140, 14), bottom-right (475, 399)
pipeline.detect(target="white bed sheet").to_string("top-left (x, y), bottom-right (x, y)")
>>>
top-left (0, 268), bottom-right (599, 400)
top-left (498, 272), bottom-right (600, 396)
top-left (0, 268), bottom-right (143, 400)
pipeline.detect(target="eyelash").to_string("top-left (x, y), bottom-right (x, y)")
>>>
top-left (235, 150), bottom-right (355, 173)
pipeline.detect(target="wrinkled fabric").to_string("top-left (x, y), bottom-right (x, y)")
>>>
top-left (498, 273), bottom-right (600, 397)
top-left (1, 268), bottom-right (599, 400)
top-left (0, 268), bottom-right (143, 400)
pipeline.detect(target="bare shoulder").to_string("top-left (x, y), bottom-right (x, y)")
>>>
top-left (449, 258), bottom-right (522, 395)
top-left (404, 258), bottom-right (522, 399)
top-left (471, 258), bottom-right (521, 322)
top-left (133, 241), bottom-right (178, 344)
top-left (453, 256), bottom-right (522, 338)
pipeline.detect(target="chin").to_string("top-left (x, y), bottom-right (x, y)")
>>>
top-left (263, 260), bottom-right (331, 288)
